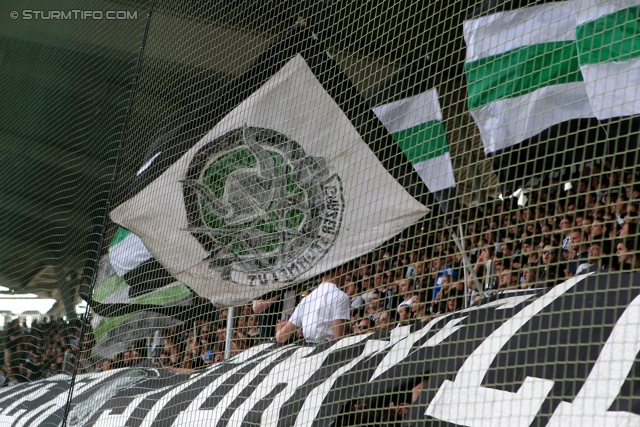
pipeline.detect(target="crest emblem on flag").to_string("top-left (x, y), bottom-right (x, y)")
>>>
top-left (182, 126), bottom-right (344, 285)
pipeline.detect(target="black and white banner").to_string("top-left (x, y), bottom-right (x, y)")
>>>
top-left (2, 272), bottom-right (640, 426)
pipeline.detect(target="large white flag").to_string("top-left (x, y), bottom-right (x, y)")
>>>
top-left (110, 28), bottom-right (430, 307)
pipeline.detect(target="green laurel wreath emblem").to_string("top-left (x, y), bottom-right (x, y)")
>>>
top-left (183, 126), bottom-right (343, 286)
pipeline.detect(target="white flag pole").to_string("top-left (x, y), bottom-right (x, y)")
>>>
top-left (448, 225), bottom-right (482, 300)
top-left (225, 307), bottom-right (235, 360)
top-left (460, 223), bottom-right (470, 308)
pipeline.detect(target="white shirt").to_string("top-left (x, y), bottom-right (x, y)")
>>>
top-left (575, 263), bottom-right (590, 275)
top-left (397, 299), bottom-right (412, 310)
top-left (361, 290), bottom-right (375, 305)
top-left (405, 265), bottom-right (416, 278)
top-left (351, 295), bottom-right (365, 309)
top-left (290, 282), bottom-right (351, 343)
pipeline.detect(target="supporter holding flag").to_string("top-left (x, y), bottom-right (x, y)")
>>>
top-left (252, 290), bottom-right (287, 339)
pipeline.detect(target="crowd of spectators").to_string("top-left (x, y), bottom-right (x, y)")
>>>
top-left (5, 162), bottom-right (640, 391)
top-left (0, 317), bottom-right (82, 385)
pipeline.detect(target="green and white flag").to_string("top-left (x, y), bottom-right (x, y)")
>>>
top-left (373, 89), bottom-right (456, 192)
top-left (89, 227), bottom-right (194, 359)
top-left (464, 1), bottom-right (596, 154)
top-left (109, 27), bottom-right (430, 308)
top-left (91, 254), bottom-right (191, 360)
top-left (573, 0), bottom-right (640, 119)
top-left (108, 227), bottom-right (152, 276)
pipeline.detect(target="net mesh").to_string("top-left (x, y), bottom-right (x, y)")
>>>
top-left (1, 0), bottom-right (640, 426)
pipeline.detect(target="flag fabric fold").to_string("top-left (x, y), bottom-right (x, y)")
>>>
top-left (108, 227), bottom-right (177, 297)
top-left (109, 26), bottom-right (430, 307)
top-left (90, 227), bottom-right (196, 359)
top-left (108, 227), bottom-right (152, 276)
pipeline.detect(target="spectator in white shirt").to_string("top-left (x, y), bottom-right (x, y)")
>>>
top-left (365, 290), bottom-right (385, 322)
top-left (559, 217), bottom-right (572, 250)
top-left (397, 278), bottom-right (414, 310)
top-left (276, 267), bottom-right (351, 344)
top-left (397, 306), bottom-right (412, 327)
top-left (345, 274), bottom-right (364, 313)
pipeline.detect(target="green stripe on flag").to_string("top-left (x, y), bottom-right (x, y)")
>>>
top-left (94, 284), bottom-right (191, 342)
top-left (392, 121), bottom-right (448, 164)
top-left (93, 275), bottom-right (128, 302)
top-left (576, 6), bottom-right (640, 64)
top-left (134, 284), bottom-right (192, 305)
top-left (94, 313), bottom-right (136, 342)
top-left (110, 227), bottom-right (131, 247)
top-left (466, 42), bottom-right (583, 110)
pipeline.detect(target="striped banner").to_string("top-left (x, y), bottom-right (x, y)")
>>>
top-left (5, 273), bottom-right (640, 426)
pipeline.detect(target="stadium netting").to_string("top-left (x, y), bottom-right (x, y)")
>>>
top-left (0, 0), bottom-right (640, 426)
